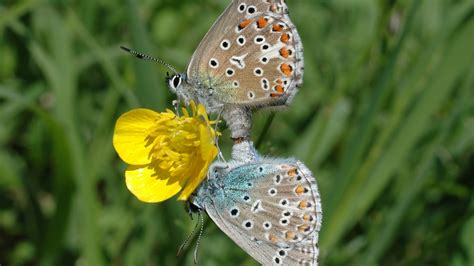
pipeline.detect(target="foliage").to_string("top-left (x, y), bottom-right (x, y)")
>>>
top-left (1, 0), bottom-right (473, 265)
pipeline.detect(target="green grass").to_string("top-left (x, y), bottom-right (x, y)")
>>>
top-left (1, 0), bottom-right (474, 265)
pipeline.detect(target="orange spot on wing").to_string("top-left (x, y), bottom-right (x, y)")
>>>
top-left (281, 33), bottom-right (290, 43)
top-left (270, 92), bottom-right (283, 98)
top-left (288, 168), bottom-right (297, 176)
top-left (257, 17), bottom-right (268, 28)
top-left (272, 24), bottom-right (284, 32)
top-left (297, 224), bottom-right (310, 233)
top-left (303, 214), bottom-right (312, 221)
top-left (279, 48), bottom-right (290, 58)
top-left (285, 231), bottom-right (296, 240)
top-left (239, 19), bottom-right (252, 30)
top-left (268, 234), bottom-right (278, 243)
top-left (275, 85), bottom-right (284, 93)
top-left (295, 185), bottom-right (305, 195)
top-left (280, 63), bottom-right (293, 76)
top-left (298, 200), bottom-right (308, 209)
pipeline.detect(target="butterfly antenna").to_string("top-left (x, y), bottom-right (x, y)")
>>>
top-left (193, 212), bottom-right (205, 264)
top-left (120, 46), bottom-right (178, 75)
top-left (177, 214), bottom-right (201, 257)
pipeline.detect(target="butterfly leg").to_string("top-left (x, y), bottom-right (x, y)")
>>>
top-left (172, 99), bottom-right (181, 116)
top-left (208, 161), bottom-right (230, 180)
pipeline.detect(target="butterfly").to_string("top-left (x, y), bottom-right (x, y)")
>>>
top-left (123, 0), bottom-right (304, 140)
top-left (189, 158), bottom-right (322, 265)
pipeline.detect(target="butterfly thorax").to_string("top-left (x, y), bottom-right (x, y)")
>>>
top-left (167, 72), bottom-right (227, 113)
top-left (191, 162), bottom-right (279, 212)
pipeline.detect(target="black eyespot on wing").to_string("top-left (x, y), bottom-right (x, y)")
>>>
top-left (275, 174), bottom-right (281, 183)
top-left (222, 40), bottom-right (229, 48)
top-left (230, 208), bottom-right (239, 217)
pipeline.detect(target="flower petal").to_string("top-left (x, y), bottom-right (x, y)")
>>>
top-left (125, 164), bottom-right (183, 202)
top-left (177, 126), bottom-right (218, 201)
top-left (199, 124), bottom-right (217, 159)
top-left (177, 157), bottom-right (213, 201)
top-left (113, 108), bottom-right (160, 165)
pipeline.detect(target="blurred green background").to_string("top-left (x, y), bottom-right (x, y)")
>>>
top-left (1, 0), bottom-right (474, 265)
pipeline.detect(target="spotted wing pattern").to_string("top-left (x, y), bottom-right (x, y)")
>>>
top-left (186, 0), bottom-right (304, 109)
top-left (194, 159), bottom-right (321, 265)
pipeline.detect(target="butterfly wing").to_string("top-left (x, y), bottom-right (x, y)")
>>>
top-left (186, 0), bottom-right (304, 109)
top-left (198, 159), bottom-right (321, 265)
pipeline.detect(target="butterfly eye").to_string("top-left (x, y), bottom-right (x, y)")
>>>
top-left (170, 75), bottom-right (181, 89)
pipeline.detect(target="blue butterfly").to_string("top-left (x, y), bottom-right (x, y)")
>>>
top-left (189, 158), bottom-right (322, 265)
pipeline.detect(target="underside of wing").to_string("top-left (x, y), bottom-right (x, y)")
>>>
top-left (186, 0), bottom-right (304, 109)
top-left (203, 159), bottom-right (321, 265)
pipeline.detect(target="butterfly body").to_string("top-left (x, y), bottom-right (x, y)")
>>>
top-left (167, 0), bottom-right (304, 139)
top-left (191, 158), bottom-right (322, 265)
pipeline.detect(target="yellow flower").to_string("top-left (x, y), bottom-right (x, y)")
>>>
top-left (113, 102), bottom-right (218, 202)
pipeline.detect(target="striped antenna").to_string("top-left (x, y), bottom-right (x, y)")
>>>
top-left (120, 46), bottom-right (178, 75)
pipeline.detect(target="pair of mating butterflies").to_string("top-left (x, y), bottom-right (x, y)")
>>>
top-left (124, 0), bottom-right (320, 265)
